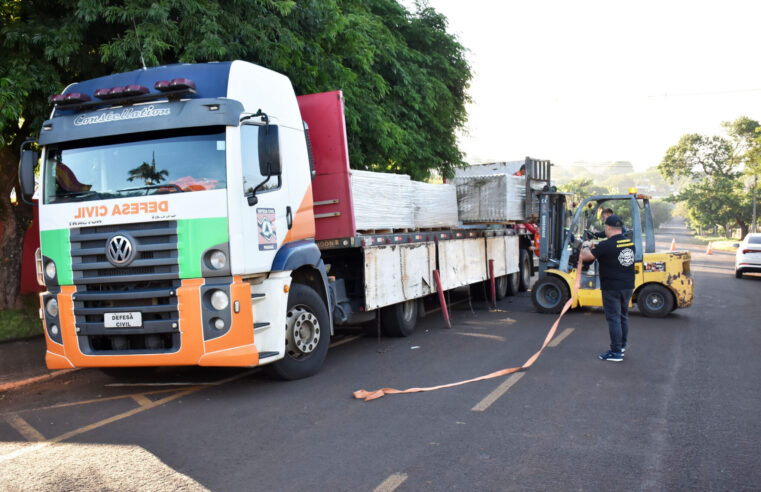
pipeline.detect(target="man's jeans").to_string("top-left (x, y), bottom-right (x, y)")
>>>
top-left (601, 289), bottom-right (633, 352)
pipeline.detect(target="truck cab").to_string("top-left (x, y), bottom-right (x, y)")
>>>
top-left (20, 61), bottom-right (330, 378)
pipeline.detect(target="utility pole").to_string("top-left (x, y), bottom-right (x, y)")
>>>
top-left (753, 173), bottom-right (758, 233)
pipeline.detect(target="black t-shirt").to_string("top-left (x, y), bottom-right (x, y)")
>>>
top-left (591, 233), bottom-right (635, 290)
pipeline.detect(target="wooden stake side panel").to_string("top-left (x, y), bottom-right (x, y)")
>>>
top-left (439, 238), bottom-right (488, 290)
top-left (363, 242), bottom-right (436, 311)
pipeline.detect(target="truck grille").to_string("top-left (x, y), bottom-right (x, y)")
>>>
top-left (70, 221), bottom-right (181, 354)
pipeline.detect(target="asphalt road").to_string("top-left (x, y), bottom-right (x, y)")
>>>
top-left (1, 219), bottom-right (759, 491)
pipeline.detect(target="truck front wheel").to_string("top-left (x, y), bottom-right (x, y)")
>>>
top-left (381, 300), bottom-right (418, 337)
top-left (267, 283), bottom-right (330, 380)
top-left (531, 276), bottom-right (570, 314)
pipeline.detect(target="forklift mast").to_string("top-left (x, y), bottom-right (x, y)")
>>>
top-left (538, 192), bottom-right (568, 275)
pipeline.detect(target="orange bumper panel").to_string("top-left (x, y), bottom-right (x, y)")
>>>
top-left (47, 278), bottom-right (259, 369)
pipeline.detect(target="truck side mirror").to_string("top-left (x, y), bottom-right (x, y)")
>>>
top-left (259, 125), bottom-right (282, 176)
top-left (18, 140), bottom-right (38, 204)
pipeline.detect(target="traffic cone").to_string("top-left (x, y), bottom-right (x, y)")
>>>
top-left (670, 238), bottom-right (676, 252)
top-left (706, 242), bottom-right (713, 255)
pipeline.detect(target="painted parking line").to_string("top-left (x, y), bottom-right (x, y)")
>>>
top-left (374, 473), bottom-right (408, 492)
top-left (5, 414), bottom-right (45, 442)
top-left (452, 332), bottom-right (506, 342)
top-left (548, 328), bottom-right (574, 347)
top-left (471, 372), bottom-right (525, 412)
top-left (131, 394), bottom-right (153, 407)
top-left (0, 368), bottom-right (259, 465)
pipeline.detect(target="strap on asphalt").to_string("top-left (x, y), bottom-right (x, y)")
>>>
top-left (353, 256), bottom-right (583, 402)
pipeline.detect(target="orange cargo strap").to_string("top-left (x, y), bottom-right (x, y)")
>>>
top-left (353, 256), bottom-right (583, 402)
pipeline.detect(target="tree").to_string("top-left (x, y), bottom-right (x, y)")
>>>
top-left (723, 116), bottom-right (761, 233)
top-left (659, 131), bottom-right (751, 237)
top-left (0, 0), bottom-right (472, 308)
top-left (558, 178), bottom-right (610, 207)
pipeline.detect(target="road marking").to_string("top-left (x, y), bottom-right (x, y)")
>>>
top-left (5, 414), bottom-right (45, 442)
top-left (105, 382), bottom-right (216, 387)
top-left (131, 394), bottom-right (153, 407)
top-left (374, 473), bottom-right (408, 492)
top-left (0, 368), bottom-right (259, 465)
top-left (0, 387), bottom-right (196, 416)
top-left (471, 372), bottom-right (526, 412)
top-left (452, 332), bottom-right (506, 342)
top-left (0, 369), bottom-right (79, 393)
top-left (549, 328), bottom-right (574, 347)
top-left (329, 335), bottom-right (363, 349)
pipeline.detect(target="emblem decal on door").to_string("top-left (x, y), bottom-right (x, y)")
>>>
top-left (257, 208), bottom-right (277, 250)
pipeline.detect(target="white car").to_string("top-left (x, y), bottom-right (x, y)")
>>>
top-left (735, 232), bottom-right (761, 278)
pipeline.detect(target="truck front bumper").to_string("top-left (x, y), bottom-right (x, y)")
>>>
top-left (41, 276), bottom-right (261, 369)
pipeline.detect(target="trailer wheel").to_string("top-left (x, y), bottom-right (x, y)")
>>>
top-left (267, 283), bottom-right (330, 380)
top-left (518, 249), bottom-right (532, 291)
top-left (506, 272), bottom-right (520, 296)
top-left (637, 284), bottom-right (674, 318)
top-left (381, 300), bottom-right (418, 337)
top-left (531, 276), bottom-right (570, 314)
top-left (494, 275), bottom-right (509, 300)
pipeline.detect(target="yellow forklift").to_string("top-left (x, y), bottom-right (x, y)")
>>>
top-left (531, 189), bottom-right (693, 317)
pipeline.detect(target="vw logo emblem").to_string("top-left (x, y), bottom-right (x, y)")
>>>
top-left (106, 234), bottom-right (136, 266)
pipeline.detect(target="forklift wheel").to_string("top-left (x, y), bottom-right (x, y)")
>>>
top-left (531, 276), bottom-right (570, 314)
top-left (637, 284), bottom-right (674, 318)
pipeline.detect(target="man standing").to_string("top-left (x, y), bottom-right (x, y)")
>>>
top-left (580, 214), bottom-right (635, 362)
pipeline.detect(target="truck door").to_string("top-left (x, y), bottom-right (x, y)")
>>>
top-left (237, 123), bottom-right (290, 274)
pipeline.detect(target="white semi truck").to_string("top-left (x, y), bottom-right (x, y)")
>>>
top-left (19, 61), bottom-right (549, 379)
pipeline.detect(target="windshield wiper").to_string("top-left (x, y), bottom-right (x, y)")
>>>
top-left (116, 184), bottom-right (184, 195)
top-left (57, 190), bottom-right (103, 201)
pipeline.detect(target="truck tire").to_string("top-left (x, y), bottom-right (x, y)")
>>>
top-left (381, 300), bottom-right (418, 337)
top-left (494, 275), bottom-right (509, 300)
top-left (637, 284), bottom-right (674, 318)
top-left (267, 283), bottom-right (330, 380)
top-left (506, 272), bottom-right (520, 296)
top-left (531, 276), bottom-right (570, 314)
top-left (518, 249), bottom-right (532, 292)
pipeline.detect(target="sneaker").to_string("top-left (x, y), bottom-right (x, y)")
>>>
top-left (621, 345), bottom-right (626, 354)
top-left (599, 350), bottom-right (623, 362)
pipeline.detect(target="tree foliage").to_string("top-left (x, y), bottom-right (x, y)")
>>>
top-left (0, 0), bottom-right (472, 308)
top-left (2, 0), bottom-right (471, 179)
top-left (659, 119), bottom-right (759, 237)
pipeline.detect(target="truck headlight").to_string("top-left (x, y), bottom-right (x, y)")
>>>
top-left (210, 290), bottom-right (229, 310)
top-left (209, 250), bottom-right (227, 270)
top-left (46, 298), bottom-right (59, 318)
top-left (45, 261), bottom-right (56, 279)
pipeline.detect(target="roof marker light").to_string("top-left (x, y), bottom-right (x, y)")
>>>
top-left (169, 78), bottom-right (196, 91)
top-left (154, 80), bottom-right (171, 91)
top-left (50, 93), bottom-right (91, 105)
top-left (628, 187), bottom-right (637, 194)
top-left (108, 86), bottom-right (126, 97)
top-left (123, 84), bottom-right (149, 96)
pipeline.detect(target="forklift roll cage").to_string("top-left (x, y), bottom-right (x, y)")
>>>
top-left (537, 192), bottom-right (655, 277)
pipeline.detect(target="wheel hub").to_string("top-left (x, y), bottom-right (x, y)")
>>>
top-left (286, 306), bottom-right (321, 356)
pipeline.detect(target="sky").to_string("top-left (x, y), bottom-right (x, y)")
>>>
top-left (405, 0), bottom-right (761, 171)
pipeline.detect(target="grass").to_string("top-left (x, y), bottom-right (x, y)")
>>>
top-left (0, 294), bottom-right (44, 342)
top-left (693, 235), bottom-right (741, 252)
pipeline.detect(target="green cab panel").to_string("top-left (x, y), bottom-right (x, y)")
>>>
top-left (177, 217), bottom-right (229, 278)
top-left (40, 229), bottom-right (73, 285)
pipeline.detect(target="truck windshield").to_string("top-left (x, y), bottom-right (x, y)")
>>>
top-left (43, 127), bottom-right (227, 204)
